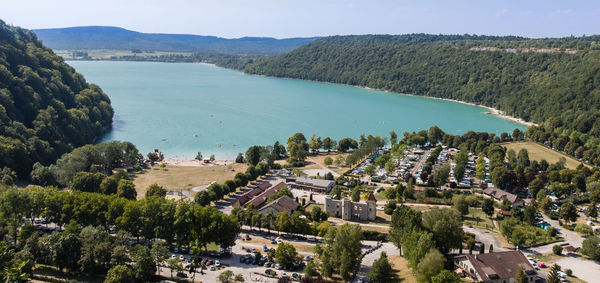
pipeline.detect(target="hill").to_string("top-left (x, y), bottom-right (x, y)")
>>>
top-left (33, 26), bottom-right (318, 55)
top-left (232, 34), bottom-right (600, 165)
top-left (0, 20), bottom-right (113, 178)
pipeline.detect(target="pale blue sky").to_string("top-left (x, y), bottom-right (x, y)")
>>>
top-left (1, 0), bottom-right (597, 38)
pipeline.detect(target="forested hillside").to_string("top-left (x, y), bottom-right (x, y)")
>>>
top-left (34, 26), bottom-right (318, 55)
top-left (230, 34), bottom-right (600, 165)
top-left (0, 20), bottom-right (113, 178)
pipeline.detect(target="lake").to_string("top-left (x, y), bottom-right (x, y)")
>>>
top-left (68, 61), bottom-right (526, 159)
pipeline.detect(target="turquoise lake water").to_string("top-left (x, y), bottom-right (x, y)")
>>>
top-left (68, 61), bottom-right (526, 159)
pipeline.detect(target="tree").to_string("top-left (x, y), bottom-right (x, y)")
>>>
top-left (235, 153), bottom-right (244, 163)
top-left (454, 163), bottom-right (466, 183)
top-left (514, 266), bottom-right (528, 283)
top-left (547, 264), bottom-right (562, 283)
top-left (30, 162), bottom-right (56, 186)
top-left (433, 164), bottom-right (450, 187)
top-left (558, 200), bottom-right (578, 224)
top-left (553, 244), bottom-right (563, 255)
top-left (453, 195), bottom-right (469, 216)
top-left (130, 245), bottom-right (156, 281)
top-left (323, 157), bottom-right (333, 166)
top-left (309, 134), bottom-right (322, 154)
top-left (416, 248), bottom-right (445, 283)
top-left (195, 152), bottom-right (203, 161)
top-left (71, 172), bottom-right (105, 193)
top-left (351, 187), bottom-right (361, 202)
top-left (105, 265), bottom-right (134, 283)
top-left (275, 243), bottom-right (298, 270)
top-left (428, 126), bottom-right (444, 145)
top-left (367, 252), bottom-right (395, 282)
top-left (218, 270), bottom-right (235, 283)
top-left (315, 224), bottom-right (362, 281)
top-left (145, 183), bottom-right (167, 198)
top-left (245, 145), bottom-right (263, 166)
top-left (322, 137), bottom-right (336, 152)
top-left (365, 165), bottom-right (376, 176)
top-left (166, 258), bottom-right (183, 279)
top-left (210, 154), bottom-right (215, 161)
top-left (482, 198), bottom-right (495, 217)
top-left (431, 270), bottom-right (461, 283)
top-left (117, 179), bottom-right (137, 200)
top-left (582, 236), bottom-right (600, 260)
top-left (586, 203), bottom-right (598, 220)
top-left (337, 138), bottom-right (358, 152)
top-left (389, 130), bottom-right (398, 145)
top-left (100, 176), bottom-right (119, 195)
top-left (384, 201), bottom-right (397, 215)
top-left (150, 242), bottom-right (169, 276)
top-left (421, 209), bottom-right (463, 254)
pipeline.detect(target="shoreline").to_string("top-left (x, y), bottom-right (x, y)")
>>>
top-left (354, 86), bottom-right (537, 127)
top-left (70, 58), bottom-right (537, 127)
top-left (161, 158), bottom-right (236, 167)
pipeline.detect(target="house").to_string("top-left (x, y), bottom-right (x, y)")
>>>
top-left (455, 251), bottom-right (537, 283)
top-left (288, 177), bottom-right (335, 194)
top-left (324, 192), bottom-right (377, 221)
top-left (258, 195), bottom-right (299, 215)
top-left (244, 182), bottom-right (286, 208)
top-left (483, 188), bottom-right (525, 207)
top-left (232, 181), bottom-right (272, 207)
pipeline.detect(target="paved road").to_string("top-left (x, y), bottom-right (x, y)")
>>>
top-left (353, 242), bottom-right (400, 282)
top-left (555, 255), bottom-right (599, 283)
top-left (462, 226), bottom-right (508, 252)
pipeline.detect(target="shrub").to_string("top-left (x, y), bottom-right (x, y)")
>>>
top-left (553, 244), bottom-right (563, 255)
top-left (574, 223), bottom-right (594, 236)
top-left (565, 269), bottom-right (573, 277)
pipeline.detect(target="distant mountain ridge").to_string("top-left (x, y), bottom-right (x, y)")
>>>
top-left (33, 26), bottom-right (319, 55)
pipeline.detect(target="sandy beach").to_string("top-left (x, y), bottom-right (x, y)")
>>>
top-left (359, 85), bottom-right (537, 127)
top-left (162, 158), bottom-right (235, 167)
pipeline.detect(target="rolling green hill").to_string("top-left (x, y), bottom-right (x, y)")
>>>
top-left (33, 26), bottom-right (318, 55)
top-left (0, 20), bottom-right (113, 177)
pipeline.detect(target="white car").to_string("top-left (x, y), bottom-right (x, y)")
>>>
top-left (171, 254), bottom-right (176, 259)
top-left (275, 263), bottom-right (283, 270)
top-left (179, 255), bottom-right (185, 261)
top-left (215, 260), bottom-right (221, 267)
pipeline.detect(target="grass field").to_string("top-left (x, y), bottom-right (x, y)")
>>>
top-left (132, 163), bottom-right (248, 198)
top-left (388, 255), bottom-right (417, 283)
top-left (464, 209), bottom-right (496, 231)
top-left (306, 153), bottom-right (351, 175)
top-left (502, 141), bottom-right (587, 169)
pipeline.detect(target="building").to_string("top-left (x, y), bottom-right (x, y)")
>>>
top-left (287, 177), bottom-right (335, 193)
top-left (483, 188), bottom-right (525, 207)
top-left (324, 192), bottom-right (377, 221)
top-left (232, 181), bottom-right (272, 207)
top-left (245, 182), bottom-right (286, 208)
top-left (455, 251), bottom-right (537, 283)
top-left (258, 195), bottom-right (299, 215)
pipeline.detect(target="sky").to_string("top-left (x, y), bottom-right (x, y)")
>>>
top-left (1, 0), bottom-right (598, 38)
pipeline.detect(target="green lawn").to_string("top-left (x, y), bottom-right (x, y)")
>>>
top-left (464, 209), bottom-right (496, 231)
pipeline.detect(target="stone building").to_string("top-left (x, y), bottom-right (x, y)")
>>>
top-left (324, 192), bottom-right (377, 221)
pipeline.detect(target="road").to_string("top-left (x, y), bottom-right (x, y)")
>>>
top-left (462, 226), bottom-right (508, 252)
top-left (353, 242), bottom-right (400, 282)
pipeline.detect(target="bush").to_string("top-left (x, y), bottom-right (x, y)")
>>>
top-left (575, 223), bottom-right (594, 236)
top-left (553, 244), bottom-right (563, 255)
top-left (565, 269), bottom-right (573, 277)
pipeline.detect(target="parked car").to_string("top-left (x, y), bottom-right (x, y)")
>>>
top-left (304, 255), bottom-right (312, 261)
top-left (263, 245), bottom-right (269, 252)
top-left (209, 265), bottom-right (215, 271)
top-left (265, 269), bottom-right (274, 275)
top-left (176, 272), bottom-right (188, 278)
top-left (179, 255), bottom-right (185, 261)
top-left (275, 263), bottom-right (283, 270)
top-left (215, 260), bottom-right (221, 267)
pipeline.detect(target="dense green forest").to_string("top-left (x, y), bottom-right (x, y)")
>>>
top-left (34, 26), bottom-right (318, 55)
top-left (209, 34), bottom-right (600, 165)
top-left (0, 20), bottom-right (113, 178)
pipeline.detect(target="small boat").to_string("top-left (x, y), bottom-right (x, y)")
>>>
top-left (216, 143), bottom-right (222, 147)
top-left (161, 138), bottom-right (167, 141)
